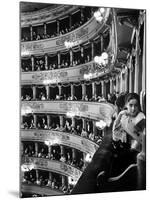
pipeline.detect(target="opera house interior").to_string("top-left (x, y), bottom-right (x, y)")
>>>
top-left (20, 2), bottom-right (146, 198)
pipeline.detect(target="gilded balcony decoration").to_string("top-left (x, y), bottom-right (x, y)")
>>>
top-left (21, 129), bottom-right (99, 155)
top-left (21, 5), bottom-right (79, 26)
top-left (22, 157), bottom-right (82, 180)
top-left (21, 100), bottom-right (115, 126)
top-left (21, 8), bottom-right (110, 56)
top-left (21, 61), bottom-right (113, 85)
top-left (21, 183), bottom-right (63, 196)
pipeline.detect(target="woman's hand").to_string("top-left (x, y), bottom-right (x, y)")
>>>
top-left (119, 110), bottom-right (129, 116)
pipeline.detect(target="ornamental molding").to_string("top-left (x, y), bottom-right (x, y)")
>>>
top-left (21, 5), bottom-right (79, 27)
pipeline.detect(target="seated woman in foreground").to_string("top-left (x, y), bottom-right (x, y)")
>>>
top-left (71, 93), bottom-right (146, 194)
top-left (113, 93), bottom-right (145, 154)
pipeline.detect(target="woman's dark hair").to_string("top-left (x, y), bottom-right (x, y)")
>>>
top-left (125, 93), bottom-right (141, 111)
top-left (116, 92), bottom-right (128, 110)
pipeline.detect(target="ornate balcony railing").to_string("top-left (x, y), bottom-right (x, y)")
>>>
top-left (21, 5), bottom-right (79, 27)
top-left (21, 183), bottom-right (63, 196)
top-left (22, 156), bottom-right (82, 180)
top-left (21, 129), bottom-right (99, 156)
top-left (21, 9), bottom-right (110, 56)
top-left (21, 61), bottom-right (112, 85)
top-left (21, 100), bottom-right (115, 125)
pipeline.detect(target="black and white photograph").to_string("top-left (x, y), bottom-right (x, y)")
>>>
top-left (20, 1), bottom-right (146, 198)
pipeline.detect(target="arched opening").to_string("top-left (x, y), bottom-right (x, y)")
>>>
top-left (21, 86), bottom-right (33, 100)
top-left (85, 83), bottom-right (92, 100)
top-left (62, 85), bottom-right (71, 99)
top-left (48, 54), bottom-right (58, 70)
top-left (36, 86), bottom-right (46, 100)
top-left (95, 82), bottom-right (102, 97)
top-left (49, 86), bottom-right (59, 100)
top-left (74, 84), bottom-right (82, 100)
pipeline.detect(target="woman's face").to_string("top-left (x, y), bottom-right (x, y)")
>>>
top-left (126, 99), bottom-right (139, 117)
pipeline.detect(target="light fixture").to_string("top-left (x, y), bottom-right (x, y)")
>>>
top-left (43, 79), bottom-right (57, 85)
top-left (83, 73), bottom-right (93, 80)
top-left (21, 163), bottom-right (34, 172)
top-left (95, 120), bottom-right (107, 130)
top-left (85, 153), bottom-right (92, 163)
top-left (68, 176), bottom-right (78, 185)
top-left (21, 106), bottom-right (33, 116)
top-left (94, 8), bottom-right (105, 23)
top-left (64, 40), bottom-right (81, 49)
top-left (66, 111), bottom-right (76, 118)
top-left (94, 52), bottom-right (109, 66)
top-left (44, 139), bottom-right (59, 146)
top-left (21, 50), bottom-right (29, 56)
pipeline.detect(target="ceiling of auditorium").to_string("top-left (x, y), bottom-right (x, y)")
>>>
top-left (20, 2), bottom-right (56, 13)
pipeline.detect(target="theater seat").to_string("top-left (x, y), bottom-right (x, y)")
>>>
top-left (96, 164), bottom-right (139, 192)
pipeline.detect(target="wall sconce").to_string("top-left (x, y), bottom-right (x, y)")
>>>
top-left (21, 163), bottom-right (34, 172)
top-left (95, 120), bottom-right (107, 130)
top-left (44, 139), bottom-right (59, 146)
top-left (94, 8), bottom-right (105, 23)
top-left (21, 106), bottom-right (33, 116)
top-left (64, 40), bottom-right (81, 49)
top-left (94, 52), bottom-right (109, 67)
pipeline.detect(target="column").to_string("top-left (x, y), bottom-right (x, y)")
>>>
top-left (21, 142), bottom-right (24, 156)
top-left (47, 115), bottom-right (51, 129)
top-left (60, 145), bottom-right (65, 156)
top-left (44, 23), bottom-right (47, 35)
top-left (120, 72), bottom-right (123, 93)
top-left (82, 83), bottom-right (86, 99)
top-left (91, 41), bottom-right (94, 60)
top-left (93, 121), bottom-right (96, 136)
top-left (35, 142), bottom-right (38, 157)
top-left (82, 152), bottom-right (87, 169)
top-left (30, 25), bottom-right (33, 41)
top-left (129, 67), bottom-right (133, 93)
top-left (45, 54), bottom-right (48, 70)
top-left (49, 172), bottom-right (52, 181)
top-left (115, 75), bottom-right (119, 93)
top-left (71, 84), bottom-right (74, 98)
top-left (125, 67), bottom-right (129, 92)
top-left (57, 20), bottom-right (60, 35)
top-left (31, 56), bottom-right (34, 71)
top-left (70, 49), bottom-right (73, 66)
top-left (92, 82), bottom-right (96, 97)
top-left (21, 115), bottom-right (23, 124)
top-left (142, 14), bottom-right (146, 91)
top-left (33, 114), bottom-right (37, 127)
top-left (69, 15), bottom-right (72, 29)
top-left (110, 78), bottom-right (113, 94)
top-left (46, 85), bottom-right (50, 100)
top-left (35, 169), bottom-right (39, 183)
top-left (59, 116), bottom-right (64, 129)
top-left (134, 29), bottom-right (140, 93)
top-left (81, 46), bottom-right (84, 64)
top-left (32, 86), bottom-right (36, 100)
top-left (48, 145), bottom-right (52, 158)
top-left (71, 117), bottom-right (75, 127)
top-left (82, 118), bottom-right (86, 131)
top-left (100, 34), bottom-right (104, 53)
top-left (80, 8), bottom-right (84, 21)
top-left (72, 148), bottom-right (76, 160)
top-left (58, 52), bottom-right (61, 68)
top-left (58, 85), bottom-right (62, 96)
top-left (102, 128), bottom-right (106, 137)
top-left (101, 81), bottom-right (105, 97)
top-left (62, 175), bottom-right (66, 186)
